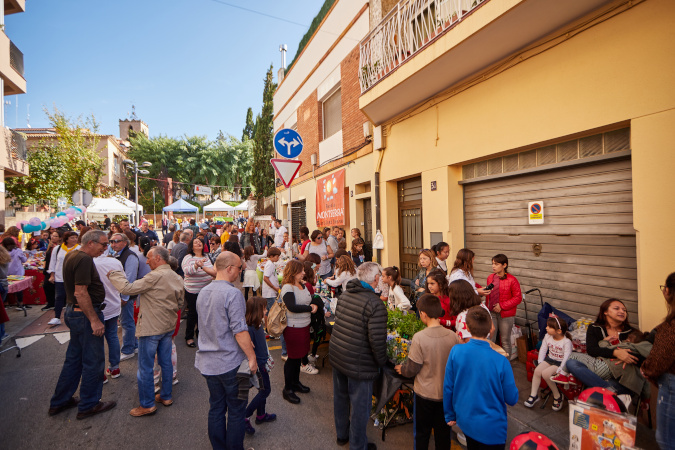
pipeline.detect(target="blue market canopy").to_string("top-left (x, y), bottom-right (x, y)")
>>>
top-left (162, 198), bottom-right (198, 213)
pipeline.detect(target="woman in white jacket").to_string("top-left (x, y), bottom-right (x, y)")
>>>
top-left (447, 248), bottom-right (491, 297)
top-left (46, 231), bottom-right (80, 326)
top-left (382, 266), bottom-right (411, 311)
top-left (325, 255), bottom-right (357, 293)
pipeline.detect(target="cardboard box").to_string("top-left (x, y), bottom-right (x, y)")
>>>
top-left (568, 401), bottom-right (637, 450)
top-left (517, 336), bottom-right (529, 363)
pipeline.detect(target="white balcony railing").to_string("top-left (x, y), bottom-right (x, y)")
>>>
top-left (359, 0), bottom-right (488, 93)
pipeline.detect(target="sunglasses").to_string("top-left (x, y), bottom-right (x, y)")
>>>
top-left (109, 239), bottom-right (124, 244)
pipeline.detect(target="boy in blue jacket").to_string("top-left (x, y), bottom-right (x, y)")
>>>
top-left (443, 306), bottom-right (518, 449)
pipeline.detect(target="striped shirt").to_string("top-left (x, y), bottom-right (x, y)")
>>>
top-left (182, 255), bottom-right (214, 294)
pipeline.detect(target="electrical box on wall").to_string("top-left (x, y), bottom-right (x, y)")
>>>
top-left (363, 122), bottom-right (372, 139)
top-left (373, 125), bottom-right (384, 150)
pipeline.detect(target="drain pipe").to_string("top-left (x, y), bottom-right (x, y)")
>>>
top-left (374, 146), bottom-right (385, 263)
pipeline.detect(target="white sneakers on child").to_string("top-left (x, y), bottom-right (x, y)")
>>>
top-left (48, 318), bottom-right (61, 326)
top-left (301, 363), bottom-right (319, 375)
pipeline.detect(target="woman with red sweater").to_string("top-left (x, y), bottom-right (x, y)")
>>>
top-left (486, 254), bottom-right (522, 360)
top-left (426, 270), bottom-right (455, 330)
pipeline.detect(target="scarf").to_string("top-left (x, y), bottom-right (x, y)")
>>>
top-left (61, 243), bottom-right (77, 253)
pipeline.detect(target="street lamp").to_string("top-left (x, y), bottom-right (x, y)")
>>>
top-left (124, 159), bottom-right (152, 226)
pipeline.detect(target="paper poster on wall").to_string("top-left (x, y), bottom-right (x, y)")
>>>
top-left (316, 169), bottom-right (345, 227)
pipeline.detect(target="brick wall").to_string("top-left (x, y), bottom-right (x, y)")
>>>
top-left (341, 45), bottom-right (368, 154)
top-left (292, 89), bottom-right (321, 178)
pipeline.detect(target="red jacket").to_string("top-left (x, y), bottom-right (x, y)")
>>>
top-left (486, 273), bottom-right (522, 318)
top-left (438, 294), bottom-right (457, 330)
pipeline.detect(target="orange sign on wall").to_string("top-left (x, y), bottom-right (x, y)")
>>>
top-left (316, 169), bottom-right (345, 227)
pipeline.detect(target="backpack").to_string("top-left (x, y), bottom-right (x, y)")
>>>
top-left (267, 298), bottom-right (287, 338)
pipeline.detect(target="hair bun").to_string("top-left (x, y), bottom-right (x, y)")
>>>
top-left (392, 266), bottom-right (399, 272)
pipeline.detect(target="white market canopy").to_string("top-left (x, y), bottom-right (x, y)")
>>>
top-left (120, 198), bottom-right (144, 214)
top-left (233, 200), bottom-right (249, 211)
top-left (203, 199), bottom-right (235, 212)
top-left (87, 197), bottom-right (135, 215)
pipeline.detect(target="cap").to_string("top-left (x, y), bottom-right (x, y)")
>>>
top-left (199, 223), bottom-right (209, 229)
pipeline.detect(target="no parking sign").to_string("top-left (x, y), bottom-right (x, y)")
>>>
top-left (528, 201), bottom-right (544, 224)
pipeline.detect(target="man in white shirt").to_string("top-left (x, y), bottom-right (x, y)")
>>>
top-left (273, 220), bottom-right (287, 248)
top-left (94, 253), bottom-right (124, 380)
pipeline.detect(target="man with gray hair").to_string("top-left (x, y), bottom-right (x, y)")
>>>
top-left (109, 232), bottom-right (140, 361)
top-left (107, 245), bottom-right (184, 417)
top-left (49, 230), bottom-right (117, 420)
top-left (329, 262), bottom-right (387, 449)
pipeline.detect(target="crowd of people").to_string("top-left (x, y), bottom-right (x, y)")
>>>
top-left (0, 212), bottom-right (673, 450)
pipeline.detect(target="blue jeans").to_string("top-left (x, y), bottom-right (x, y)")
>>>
top-left (656, 372), bottom-right (675, 450)
top-left (50, 306), bottom-right (105, 412)
top-left (104, 316), bottom-right (121, 370)
top-left (204, 367), bottom-right (247, 450)
top-left (566, 359), bottom-right (633, 395)
top-left (137, 331), bottom-right (173, 408)
top-left (0, 283), bottom-right (7, 339)
top-left (267, 297), bottom-right (286, 355)
top-left (120, 298), bottom-right (137, 355)
top-left (333, 368), bottom-right (374, 450)
top-left (54, 282), bottom-right (66, 319)
top-left (245, 366), bottom-right (271, 418)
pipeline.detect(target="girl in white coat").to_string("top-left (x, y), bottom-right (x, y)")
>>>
top-left (325, 255), bottom-right (357, 293)
top-left (382, 266), bottom-right (411, 311)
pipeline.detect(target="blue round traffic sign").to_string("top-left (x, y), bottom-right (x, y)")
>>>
top-left (530, 203), bottom-right (541, 214)
top-left (274, 128), bottom-right (304, 159)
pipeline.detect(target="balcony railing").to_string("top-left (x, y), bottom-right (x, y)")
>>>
top-left (10, 40), bottom-right (24, 77)
top-left (359, 0), bottom-right (487, 93)
top-left (10, 130), bottom-right (27, 160)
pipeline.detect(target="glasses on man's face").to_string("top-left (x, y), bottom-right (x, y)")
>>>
top-left (109, 239), bottom-right (124, 244)
top-left (97, 241), bottom-right (109, 247)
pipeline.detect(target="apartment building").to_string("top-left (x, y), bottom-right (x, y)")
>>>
top-left (0, 0), bottom-right (27, 223)
top-left (273, 0), bottom-right (375, 249)
top-left (359, 0), bottom-right (674, 330)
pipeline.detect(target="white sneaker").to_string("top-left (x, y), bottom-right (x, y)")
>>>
top-left (47, 318), bottom-right (61, 326)
top-left (617, 394), bottom-right (632, 410)
top-left (301, 363), bottom-right (319, 375)
top-left (307, 354), bottom-right (317, 363)
top-left (120, 352), bottom-right (136, 361)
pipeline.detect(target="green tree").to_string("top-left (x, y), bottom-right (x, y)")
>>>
top-left (251, 65), bottom-right (277, 209)
top-left (242, 107), bottom-right (254, 141)
top-left (6, 108), bottom-right (104, 206)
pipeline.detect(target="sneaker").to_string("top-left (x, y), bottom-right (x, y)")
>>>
top-left (617, 394), bottom-right (632, 410)
top-left (550, 373), bottom-right (570, 384)
top-left (47, 318), bottom-right (62, 326)
top-left (103, 374), bottom-right (108, 385)
top-left (568, 375), bottom-right (580, 385)
top-left (456, 431), bottom-right (467, 446)
top-left (307, 354), bottom-right (317, 363)
top-left (281, 354), bottom-right (288, 362)
top-left (41, 306), bottom-right (54, 311)
top-left (154, 384), bottom-right (160, 394)
top-left (120, 352), bottom-right (135, 361)
top-left (552, 396), bottom-right (564, 411)
top-left (301, 363), bottom-right (319, 375)
top-left (134, 348), bottom-right (138, 354)
top-left (244, 418), bottom-right (256, 435)
top-left (254, 413), bottom-right (276, 424)
top-left (524, 395), bottom-right (540, 408)
top-left (106, 368), bottom-right (121, 379)
top-left (15, 305), bottom-right (24, 311)
top-left (172, 377), bottom-right (179, 385)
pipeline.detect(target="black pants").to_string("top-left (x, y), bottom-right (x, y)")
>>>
top-left (466, 435), bottom-right (505, 450)
top-left (244, 287), bottom-right (258, 301)
top-left (184, 290), bottom-right (199, 341)
top-left (415, 395), bottom-right (452, 450)
top-left (283, 357), bottom-right (301, 391)
top-left (43, 279), bottom-right (55, 308)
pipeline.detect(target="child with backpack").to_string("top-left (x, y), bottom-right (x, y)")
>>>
top-left (444, 306), bottom-right (519, 449)
top-left (396, 294), bottom-right (460, 449)
top-left (244, 296), bottom-right (276, 435)
top-left (524, 315), bottom-right (573, 411)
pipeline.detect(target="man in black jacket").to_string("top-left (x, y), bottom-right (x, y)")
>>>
top-left (329, 262), bottom-right (387, 450)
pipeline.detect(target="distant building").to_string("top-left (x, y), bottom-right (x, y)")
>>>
top-left (0, 0), bottom-right (28, 223)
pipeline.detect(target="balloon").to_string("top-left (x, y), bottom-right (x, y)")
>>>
top-left (56, 212), bottom-right (67, 217)
top-left (28, 217), bottom-right (42, 226)
top-left (16, 220), bottom-right (28, 228)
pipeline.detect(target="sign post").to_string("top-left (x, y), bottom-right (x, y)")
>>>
top-left (273, 128), bottom-right (304, 244)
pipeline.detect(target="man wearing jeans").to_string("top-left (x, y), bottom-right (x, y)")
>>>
top-left (107, 246), bottom-right (184, 417)
top-left (110, 233), bottom-right (139, 361)
top-left (94, 253), bottom-right (124, 381)
top-left (48, 230), bottom-right (117, 420)
top-left (329, 262), bottom-right (387, 450)
top-left (195, 251), bottom-right (257, 450)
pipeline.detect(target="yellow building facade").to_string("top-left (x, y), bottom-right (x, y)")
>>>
top-left (360, 0), bottom-right (675, 330)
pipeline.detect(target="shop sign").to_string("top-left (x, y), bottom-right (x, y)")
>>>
top-left (316, 169), bottom-right (345, 227)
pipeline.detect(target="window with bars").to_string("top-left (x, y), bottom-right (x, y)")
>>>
top-left (322, 88), bottom-right (342, 141)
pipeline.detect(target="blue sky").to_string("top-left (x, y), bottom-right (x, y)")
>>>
top-left (4, 0), bottom-right (323, 139)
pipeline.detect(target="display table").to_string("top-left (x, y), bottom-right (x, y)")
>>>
top-left (6, 273), bottom-right (43, 305)
top-left (8, 276), bottom-right (33, 294)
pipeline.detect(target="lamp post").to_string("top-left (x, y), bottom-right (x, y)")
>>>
top-left (124, 159), bottom-right (152, 226)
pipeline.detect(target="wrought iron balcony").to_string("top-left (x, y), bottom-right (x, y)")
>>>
top-left (10, 130), bottom-right (27, 160)
top-left (359, 0), bottom-right (487, 93)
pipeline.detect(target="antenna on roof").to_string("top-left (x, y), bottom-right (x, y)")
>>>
top-left (131, 104), bottom-right (138, 120)
top-left (26, 104), bottom-right (31, 128)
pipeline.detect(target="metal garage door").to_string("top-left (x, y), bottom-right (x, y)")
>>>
top-left (291, 200), bottom-right (306, 239)
top-left (463, 158), bottom-right (637, 326)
